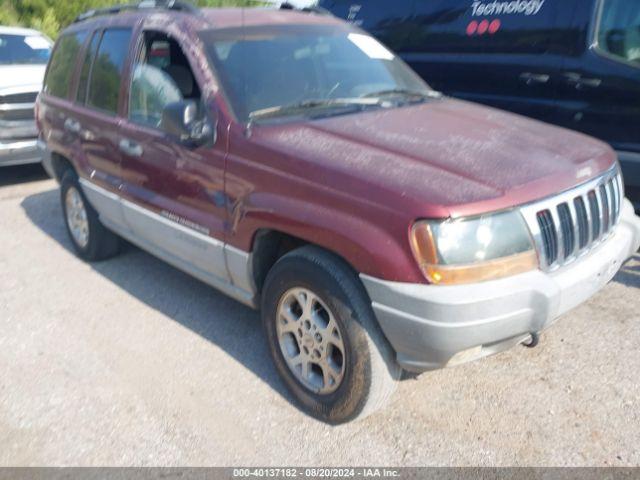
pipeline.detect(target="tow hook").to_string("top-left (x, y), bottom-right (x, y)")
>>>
top-left (522, 332), bottom-right (540, 348)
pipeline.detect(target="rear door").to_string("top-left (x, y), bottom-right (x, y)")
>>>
top-left (71, 27), bottom-right (133, 231)
top-left (117, 28), bottom-right (230, 286)
top-left (403, 0), bottom-right (565, 125)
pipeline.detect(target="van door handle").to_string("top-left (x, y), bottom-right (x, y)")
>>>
top-left (119, 139), bottom-right (144, 157)
top-left (519, 72), bottom-right (550, 85)
top-left (564, 72), bottom-right (602, 89)
top-left (64, 118), bottom-right (81, 134)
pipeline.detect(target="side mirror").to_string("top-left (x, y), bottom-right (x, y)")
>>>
top-left (161, 100), bottom-right (216, 146)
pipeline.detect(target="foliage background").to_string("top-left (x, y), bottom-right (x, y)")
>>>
top-left (0, 0), bottom-right (268, 39)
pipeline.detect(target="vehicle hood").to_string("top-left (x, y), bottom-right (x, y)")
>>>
top-left (251, 98), bottom-right (617, 218)
top-left (0, 65), bottom-right (46, 91)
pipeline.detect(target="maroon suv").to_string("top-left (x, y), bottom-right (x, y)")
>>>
top-left (37, 1), bottom-right (640, 424)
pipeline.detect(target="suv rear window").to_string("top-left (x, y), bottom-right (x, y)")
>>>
top-left (44, 32), bottom-right (86, 98)
top-left (597, 0), bottom-right (640, 65)
top-left (86, 28), bottom-right (132, 114)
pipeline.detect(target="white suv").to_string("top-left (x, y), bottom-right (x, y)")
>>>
top-left (0, 26), bottom-right (52, 167)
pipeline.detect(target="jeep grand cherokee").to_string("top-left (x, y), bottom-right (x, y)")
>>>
top-left (37, 1), bottom-right (640, 424)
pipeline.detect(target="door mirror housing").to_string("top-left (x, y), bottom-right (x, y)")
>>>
top-left (161, 100), bottom-right (216, 146)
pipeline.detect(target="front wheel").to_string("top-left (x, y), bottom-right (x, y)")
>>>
top-left (262, 246), bottom-right (401, 424)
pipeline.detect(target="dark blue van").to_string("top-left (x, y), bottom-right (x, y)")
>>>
top-left (319, 0), bottom-right (640, 207)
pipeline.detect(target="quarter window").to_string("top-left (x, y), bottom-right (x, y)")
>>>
top-left (86, 28), bottom-right (132, 114)
top-left (597, 0), bottom-right (640, 65)
top-left (44, 32), bottom-right (86, 98)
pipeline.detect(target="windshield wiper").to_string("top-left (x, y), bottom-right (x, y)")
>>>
top-left (361, 88), bottom-right (442, 100)
top-left (249, 97), bottom-right (384, 121)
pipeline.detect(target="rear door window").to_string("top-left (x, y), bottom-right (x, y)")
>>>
top-left (44, 32), bottom-right (87, 98)
top-left (86, 28), bottom-right (132, 114)
top-left (597, 0), bottom-right (640, 65)
top-left (410, 0), bottom-right (561, 54)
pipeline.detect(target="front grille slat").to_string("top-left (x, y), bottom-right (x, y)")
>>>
top-left (573, 197), bottom-right (589, 250)
top-left (523, 169), bottom-right (622, 271)
top-left (537, 210), bottom-right (558, 265)
top-left (611, 178), bottom-right (621, 225)
top-left (588, 191), bottom-right (601, 241)
top-left (600, 184), bottom-right (610, 233)
top-left (557, 203), bottom-right (575, 258)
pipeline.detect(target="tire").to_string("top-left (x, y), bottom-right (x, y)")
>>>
top-left (60, 169), bottom-right (120, 262)
top-left (262, 246), bottom-right (401, 424)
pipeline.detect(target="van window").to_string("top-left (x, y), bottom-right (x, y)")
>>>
top-left (597, 0), bottom-right (640, 65)
top-left (76, 31), bottom-right (102, 104)
top-left (86, 28), bottom-right (132, 114)
top-left (411, 0), bottom-right (560, 54)
top-left (128, 31), bottom-right (202, 130)
top-left (44, 32), bottom-right (86, 98)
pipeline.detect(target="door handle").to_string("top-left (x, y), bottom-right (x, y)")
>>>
top-left (119, 139), bottom-right (144, 157)
top-left (64, 118), bottom-right (81, 134)
top-left (519, 72), bottom-right (550, 85)
top-left (564, 72), bottom-right (602, 89)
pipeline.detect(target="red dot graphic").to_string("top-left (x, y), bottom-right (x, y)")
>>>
top-left (488, 19), bottom-right (501, 34)
top-left (477, 19), bottom-right (490, 35)
top-left (466, 21), bottom-right (478, 36)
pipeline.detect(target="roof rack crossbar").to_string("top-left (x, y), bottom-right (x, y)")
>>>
top-left (73, 0), bottom-right (199, 24)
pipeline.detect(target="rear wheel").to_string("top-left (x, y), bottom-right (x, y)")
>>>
top-left (262, 246), bottom-right (401, 424)
top-left (60, 170), bottom-right (120, 261)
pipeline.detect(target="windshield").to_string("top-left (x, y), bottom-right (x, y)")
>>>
top-left (0, 33), bottom-right (51, 65)
top-left (202, 25), bottom-right (432, 122)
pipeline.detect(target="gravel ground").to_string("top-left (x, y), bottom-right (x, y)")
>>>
top-left (1, 165), bottom-right (639, 467)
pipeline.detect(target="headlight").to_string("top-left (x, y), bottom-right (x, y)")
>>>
top-left (410, 210), bottom-right (538, 285)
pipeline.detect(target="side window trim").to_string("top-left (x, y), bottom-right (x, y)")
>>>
top-left (76, 29), bottom-right (103, 105)
top-left (591, 0), bottom-right (640, 69)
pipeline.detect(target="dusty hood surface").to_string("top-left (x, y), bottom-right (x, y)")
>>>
top-left (253, 98), bottom-right (616, 218)
top-left (0, 65), bottom-right (46, 91)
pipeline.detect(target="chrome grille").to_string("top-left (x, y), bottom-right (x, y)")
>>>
top-left (521, 167), bottom-right (623, 271)
top-left (0, 87), bottom-right (39, 140)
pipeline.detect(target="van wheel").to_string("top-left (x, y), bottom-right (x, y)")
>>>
top-left (60, 170), bottom-right (120, 261)
top-left (262, 246), bottom-right (401, 424)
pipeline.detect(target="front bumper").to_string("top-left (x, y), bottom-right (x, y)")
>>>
top-left (361, 199), bottom-right (640, 373)
top-left (0, 138), bottom-right (41, 167)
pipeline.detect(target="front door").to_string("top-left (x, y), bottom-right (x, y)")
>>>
top-left (118, 29), bottom-right (230, 286)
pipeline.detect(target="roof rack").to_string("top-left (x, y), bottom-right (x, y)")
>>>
top-left (279, 2), bottom-right (332, 15)
top-left (73, 0), bottom-right (199, 24)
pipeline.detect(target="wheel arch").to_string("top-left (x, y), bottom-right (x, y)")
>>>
top-left (49, 151), bottom-right (77, 183)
